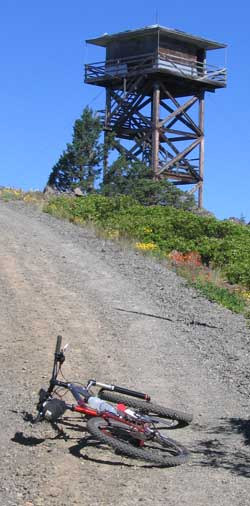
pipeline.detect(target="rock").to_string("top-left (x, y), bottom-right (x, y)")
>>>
top-left (192, 207), bottom-right (215, 218)
top-left (43, 184), bottom-right (57, 196)
top-left (73, 187), bottom-right (84, 197)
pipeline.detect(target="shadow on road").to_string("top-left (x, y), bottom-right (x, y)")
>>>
top-left (13, 413), bottom-right (164, 469)
top-left (17, 410), bottom-right (250, 474)
top-left (228, 417), bottom-right (250, 445)
top-left (191, 417), bottom-right (250, 478)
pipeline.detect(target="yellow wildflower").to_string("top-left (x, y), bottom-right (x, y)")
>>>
top-left (240, 289), bottom-right (250, 300)
top-left (106, 230), bottom-right (119, 239)
top-left (135, 242), bottom-right (158, 251)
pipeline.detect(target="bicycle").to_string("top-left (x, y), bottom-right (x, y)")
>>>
top-left (35, 335), bottom-right (192, 466)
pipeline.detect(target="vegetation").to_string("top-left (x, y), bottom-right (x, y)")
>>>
top-left (47, 107), bottom-right (102, 193)
top-left (0, 187), bottom-right (44, 203)
top-left (101, 156), bottom-right (196, 209)
top-left (191, 280), bottom-right (247, 314)
top-left (5, 105), bottom-right (249, 316)
top-left (47, 107), bottom-right (195, 209)
top-left (1, 187), bottom-right (250, 315)
top-left (44, 194), bottom-right (250, 316)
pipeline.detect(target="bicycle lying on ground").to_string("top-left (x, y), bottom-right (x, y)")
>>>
top-left (35, 336), bottom-right (193, 466)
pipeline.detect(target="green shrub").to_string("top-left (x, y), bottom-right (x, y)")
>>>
top-left (193, 280), bottom-right (247, 314)
top-left (44, 195), bottom-right (250, 290)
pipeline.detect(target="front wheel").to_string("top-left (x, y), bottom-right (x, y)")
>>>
top-left (98, 390), bottom-right (192, 427)
top-left (86, 417), bottom-right (190, 466)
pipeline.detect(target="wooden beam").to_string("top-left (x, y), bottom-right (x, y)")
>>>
top-left (160, 98), bottom-right (201, 135)
top-left (187, 181), bottom-right (202, 195)
top-left (109, 81), bottom-right (151, 125)
top-left (198, 92), bottom-right (205, 208)
top-left (166, 135), bottom-right (198, 142)
top-left (113, 140), bottom-right (140, 163)
top-left (103, 88), bottom-right (111, 180)
top-left (151, 83), bottom-right (160, 177)
top-left (160, 85), bottom-right (202, 135)
top-left (158, 138), bottom-right (201, 173)
top-left (159, 96), bottom-right (198, 127)
top-left (164, 172), bottom-right (198, 182)
top-left (161, 127), bottom-right (197, 139)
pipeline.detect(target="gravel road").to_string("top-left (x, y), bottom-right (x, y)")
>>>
top-left (0, 200), bottom-right (250, 506)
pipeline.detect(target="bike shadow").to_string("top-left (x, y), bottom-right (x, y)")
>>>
top-left (13, 413), bottom-right (167, 469)
top-left (59, 417), bottom-right (178, 468)
top-left (67, 435), bottom-right (171, 469)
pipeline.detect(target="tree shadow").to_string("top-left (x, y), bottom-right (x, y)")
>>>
top-left (229, 418), bottom-right (250, 445)
top-left (191, 417), bottom-right (250, 478)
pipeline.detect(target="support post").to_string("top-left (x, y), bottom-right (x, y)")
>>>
top-left (151, 83), bottom-right (160, 178)
top-left (198, 92), bottom-right (205, 208)
top-left (103, 89), bottom-right (111, 182)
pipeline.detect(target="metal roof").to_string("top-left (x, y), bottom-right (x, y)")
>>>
top-left (86, 25), bottom-right (227, 51)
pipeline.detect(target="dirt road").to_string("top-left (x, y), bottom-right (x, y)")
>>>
top-left (0, 200), bottom-right (249, 506)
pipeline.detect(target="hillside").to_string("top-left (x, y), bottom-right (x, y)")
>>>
top-left (0, 199), bottom-right (250, 506)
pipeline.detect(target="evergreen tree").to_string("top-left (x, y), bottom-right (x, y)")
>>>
top-left (101, 156), bottom-right (196, 209)
top-left (47, 107), bottom-right (102, 193)
top-left (47, 145), bottom-right (76, 192)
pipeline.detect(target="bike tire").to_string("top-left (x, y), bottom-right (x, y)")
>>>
top-left (98, 390), bottom-right (192, 426)
top-left (87, 417), bottom-right (190, 466)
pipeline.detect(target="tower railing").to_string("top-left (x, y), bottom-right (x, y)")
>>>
top-left (85, 51), bottom-right (226, 86)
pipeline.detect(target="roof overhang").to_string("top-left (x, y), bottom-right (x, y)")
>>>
top-left (86, 25), bottom-right (227, 51)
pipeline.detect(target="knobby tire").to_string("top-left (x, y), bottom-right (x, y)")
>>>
top-left (87, 417), bottom-right (190, 466)
top-left (98, 390), bottom-right (192, 426)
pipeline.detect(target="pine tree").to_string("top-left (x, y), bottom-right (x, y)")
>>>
top-left (47, 145), bottom-right (76, 192)
top-left (47, 107), bottom-right (102, 193)
top-left (101, 156), bottom-right (196, 209)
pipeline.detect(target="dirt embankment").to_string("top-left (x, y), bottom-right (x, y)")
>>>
top-left (0, 200), bottom-right (249, 506)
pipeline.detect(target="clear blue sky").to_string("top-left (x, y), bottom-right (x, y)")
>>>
top-left (1, 1), bottom-right (249, 221)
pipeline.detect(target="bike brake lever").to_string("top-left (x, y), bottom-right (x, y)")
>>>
top-left (63, 343), bottom-right (69, 352)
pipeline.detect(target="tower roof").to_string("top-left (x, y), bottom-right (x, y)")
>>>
top-left (86, 25), bottom-right (227, 51)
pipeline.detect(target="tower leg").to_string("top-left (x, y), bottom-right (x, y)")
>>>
top-left (151, 83), bottom-right (160, 178)
top-left (198, 92), bottom-right (205, 208)
top-left (103, 89), bottom-right (111, 182)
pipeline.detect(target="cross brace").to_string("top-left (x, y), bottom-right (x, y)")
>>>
top-left (104, 80), bottom-right (205, 207)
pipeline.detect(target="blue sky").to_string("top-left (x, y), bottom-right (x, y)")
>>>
top-left (1, 1), bottom-right (249, 221)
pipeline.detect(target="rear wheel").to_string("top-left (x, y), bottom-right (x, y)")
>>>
top-left (98, 390), bottom-right (192, 427)
top-left (87, 417), bottom-right (190, 466)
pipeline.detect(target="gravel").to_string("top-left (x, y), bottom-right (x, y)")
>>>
top-left (0, 200), bottom-right (250, 506)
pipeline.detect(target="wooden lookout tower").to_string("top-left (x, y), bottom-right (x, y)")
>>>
top-left (85, 25), bottom-right (227, 207)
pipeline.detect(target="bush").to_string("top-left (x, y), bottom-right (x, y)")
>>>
top-left (44, 195), bottom-right (250, 289)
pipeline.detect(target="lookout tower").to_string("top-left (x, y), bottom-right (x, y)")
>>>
top-left (85, 25), bottom-right (227, 207)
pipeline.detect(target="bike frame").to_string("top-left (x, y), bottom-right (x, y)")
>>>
top-left (45, 378), bottom-right (151, 442)
top-left (35, 337), bottom-right (191, 466)
top-left (40, 342), bottom-right (153, 440)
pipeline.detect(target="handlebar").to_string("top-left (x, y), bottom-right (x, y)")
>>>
top-left (48, 336), bottom-right (65, 393)
top-left (55, 335), bottom-right (62, 355)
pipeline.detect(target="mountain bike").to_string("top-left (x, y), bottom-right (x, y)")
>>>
top-left (35, 335), bottom-right (192, 466)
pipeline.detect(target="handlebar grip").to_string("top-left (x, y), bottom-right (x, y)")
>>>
top-left (112, 385), bottom-right (151, 401)
top-left (55, 335), bottom-right (62, 354)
